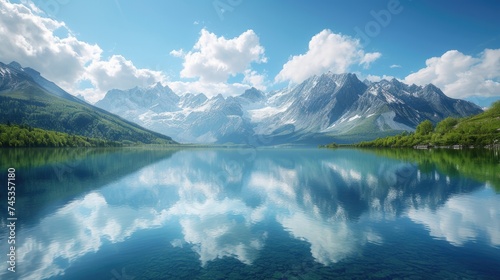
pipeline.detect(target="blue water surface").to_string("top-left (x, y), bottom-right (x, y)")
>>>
top-left (0, 148), bottom-right (499, 279)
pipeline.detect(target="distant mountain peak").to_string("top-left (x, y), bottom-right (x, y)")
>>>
top-left (150, 81), bottom-right (172, 92)
top-left (96, 80), bottom-right (180, 113)
top-left (320, 72), bottom-right (355, 80)
top-left (8, 61), bottom-right (22, 70)
top-left (23, 67), bottom-right (41, 77)
top-left (240, 87), bottom-right (265, 102)
top-left (421, 83), bottom-right (447, 98)
top-left (362, 79), bottom-right (373, 86)
top-left (424, 83), bottom-right (440, 91)
top-left (93, 69), bottom-right (483, 145)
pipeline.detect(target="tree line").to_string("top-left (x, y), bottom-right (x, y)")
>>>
top-left (0, 123), bottom-right (123, 147)
top-left (322, 101), bottom-right (500, 149)
top-left (356, 101), bottom-right (500, 148)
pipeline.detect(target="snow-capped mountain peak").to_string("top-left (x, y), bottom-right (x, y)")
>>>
top-left (95, 72), bottom-right (482, 145)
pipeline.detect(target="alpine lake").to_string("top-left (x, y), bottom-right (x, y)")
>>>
top-left (0, 146), bottom-right (499, 279)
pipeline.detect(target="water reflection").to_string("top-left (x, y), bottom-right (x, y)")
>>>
top-left (1, 148), bottom-right (498, 279)
top-left (18, 192), bottom-right (170, 280)
top-left (0, 148), bottom-right (179, 224)
top-left (408, 187), bottom-right (500, 247)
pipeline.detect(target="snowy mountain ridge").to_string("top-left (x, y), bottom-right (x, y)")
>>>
top-left (95, 72), bottom-right (483, 145)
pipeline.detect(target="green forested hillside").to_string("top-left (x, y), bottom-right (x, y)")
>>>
top-left (352, 101), bottom-right (500, 148)
top-left (0, 85), bottom-right (176, 145)
top-left (0, 124), bottom-right (123, 147)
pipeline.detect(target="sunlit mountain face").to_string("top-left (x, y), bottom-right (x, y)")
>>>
top-left (1, 148), bottom-right (498, 279)
top-left (95, 73), bottom-right (482, 145)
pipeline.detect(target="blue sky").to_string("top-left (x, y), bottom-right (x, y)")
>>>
top-left (1, 0), bottom-right (499, 105)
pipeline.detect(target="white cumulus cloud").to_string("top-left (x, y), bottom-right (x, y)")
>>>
top-left (0, 0), bottom-right (99, 90)
top-left (169, 48), bottom-right (185, 58)
top-left (85, 55), bottom-right (165, 94)
top-left (176, 28), bottom-right (267, 83)
top-left (243, 69), bottom-right (267, 91)
top-left (275, 29), bottom-right (381, 84)
top-left (404, 49), bottom-right (500, 99)
top-left (364, 74), bottom-right (395, 82)
top-left (0, 0), bottom-right (167, 103)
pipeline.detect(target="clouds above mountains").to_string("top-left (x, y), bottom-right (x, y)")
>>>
top-left (172, 29), bottom-right (267, 83)
top-left (85, 55), bottom-right (164, 94)
top-left (0, 0), bottom-right (97, 89)
top-left (275, 29), bottom-right (381, 84)
top-left (169, 28), bottom-right (268, 94)
top-left (0, 0), bottom-right (165, 103)
top-left (404, 49), bottom-right (500, 99)
top-left (1, 0), bottom-right (499, 103)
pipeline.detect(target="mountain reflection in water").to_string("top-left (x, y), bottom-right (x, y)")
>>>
top-left (1, 147), bottom-right (498, 279)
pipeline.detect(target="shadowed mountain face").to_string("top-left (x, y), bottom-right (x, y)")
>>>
top-left (0, 61), bottom-right (176, 144)
top-left (96, 72), bottom-right (482, 145)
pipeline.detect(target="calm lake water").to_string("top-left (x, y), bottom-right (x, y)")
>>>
top-left (0, 147), bottom-right (499, 279)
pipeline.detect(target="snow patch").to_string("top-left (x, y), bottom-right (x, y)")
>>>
top-left (192, 100), bottom-right (213, 112)
top-left (0, 67), bottom-right (11, 77)
top-left (368, 88), bottom-right (379, 96)
top-left (348, 115), bottom-right (361, 122)
top-left (376, 111), bottom-right (414, 131)
top-left (248, 106), bottom-right (286, 122)
top-left (383, 92), bottom-right (397, 103)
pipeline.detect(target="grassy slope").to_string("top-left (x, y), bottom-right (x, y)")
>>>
top-left (0, 83), bottom-right (177, 145)
top-left (350, 101), bottom-right (500, 148)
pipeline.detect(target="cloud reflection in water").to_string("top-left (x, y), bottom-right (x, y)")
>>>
top-left (2, 148), bottom-right (495, 279)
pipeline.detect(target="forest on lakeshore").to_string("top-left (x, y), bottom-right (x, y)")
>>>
top-left (324, 101), bottom-right (500, 149)
top-left (0, 123), bottom-right (123, 147)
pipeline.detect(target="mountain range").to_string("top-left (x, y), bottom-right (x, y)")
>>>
top-left (0, 61), bottom-right (176, 145)
top-left (96, 72), bottom-right (483, 145)
top-left (0, 60), bottom-right (483, 146)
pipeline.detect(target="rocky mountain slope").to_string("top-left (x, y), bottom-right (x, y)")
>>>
top-left (96, 72), bottom-right (482, 145)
